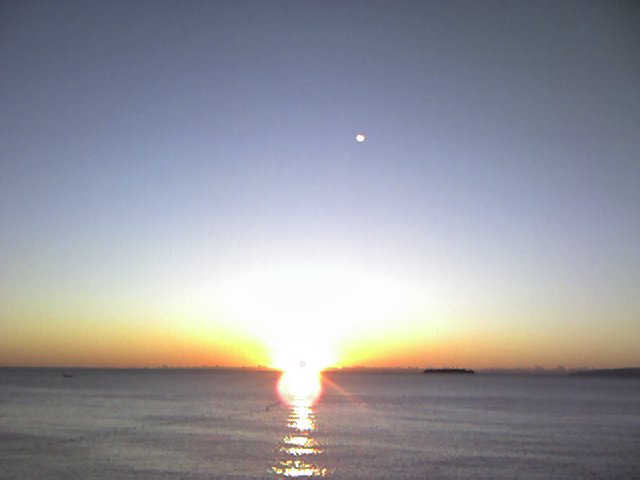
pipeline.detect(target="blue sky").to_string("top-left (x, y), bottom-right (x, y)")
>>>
top-left (1, 1), bottom-right (638, 367)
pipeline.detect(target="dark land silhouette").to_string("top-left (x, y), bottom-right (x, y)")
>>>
top-left (423, 368), bottom-right (475, 374)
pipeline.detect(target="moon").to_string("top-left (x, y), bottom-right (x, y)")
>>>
top-left (355, 133), bottom-right (366, 143)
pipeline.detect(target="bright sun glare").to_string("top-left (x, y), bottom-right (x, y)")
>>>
top-left (212, 263), bottom-right (418, 370)
top-left (277, 364), bottom-right (323, 406)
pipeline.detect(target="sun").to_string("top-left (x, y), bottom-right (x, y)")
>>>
top-left (277, 363), bottom-right (323, 406)
top-left (270, 341), bottom-right (336, 374)
top-left (211, 262), bottom-right (418, 370)
top-left (271, 326), bottom-right (333, 406)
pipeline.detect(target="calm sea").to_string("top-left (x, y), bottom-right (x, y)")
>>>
top-left (0, 368), bottom-right (638, 479)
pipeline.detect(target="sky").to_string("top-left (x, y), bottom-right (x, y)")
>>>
top-left (1, 0), bottom-right (638, 369)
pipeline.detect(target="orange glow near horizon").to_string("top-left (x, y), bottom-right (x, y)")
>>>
top-left (2, 261), bottom-right (638, 370)
top-left (2, 318), bottom-right (638, 370)
top-left (2, 311), bottom-right (638, 370)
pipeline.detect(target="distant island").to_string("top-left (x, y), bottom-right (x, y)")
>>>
top-left (423, 368), bottom-right (475, 374)
top-left (568, 368), bottom-right (640, 378)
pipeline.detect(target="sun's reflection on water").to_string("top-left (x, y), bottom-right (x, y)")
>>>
top-left (273, 367), bottom-right (328, 478)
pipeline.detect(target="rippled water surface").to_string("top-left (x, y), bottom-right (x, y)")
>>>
top-left (1, 368), bottom-right (638, 479)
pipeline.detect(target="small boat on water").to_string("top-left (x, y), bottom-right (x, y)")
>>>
top-left (62, 373), bottom-right (73, 378)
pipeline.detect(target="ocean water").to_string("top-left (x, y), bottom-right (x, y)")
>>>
top-left (0, 368), bottom-right (638, 479)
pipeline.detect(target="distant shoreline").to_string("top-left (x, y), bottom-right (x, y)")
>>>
top-left (1, 366), bottom-right (638, 377)
top-left (423, 368), bottom-right (475, 374)
top-left (568, 368), bottom-right (640, 378)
